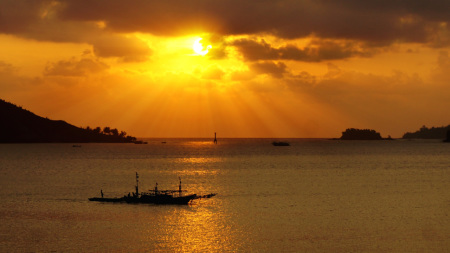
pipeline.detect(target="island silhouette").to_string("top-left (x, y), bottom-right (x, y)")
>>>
top-left (0, 99), bottom-right (137, 143)
top-left (337, 128), bottom-right (392, 140)
top-left (402, 125), bottom-right (450, 139)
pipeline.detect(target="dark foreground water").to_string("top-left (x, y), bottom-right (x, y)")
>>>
top-left (0, 139), bottom-right (449, 252)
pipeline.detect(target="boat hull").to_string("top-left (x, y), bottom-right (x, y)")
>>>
top-left (89, 194), bottom-right (198, 205)
top-left (124, 194), bottom-right (197, 205)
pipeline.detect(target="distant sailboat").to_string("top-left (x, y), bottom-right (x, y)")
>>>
top-left (214, 132), bottom-right (217, 144)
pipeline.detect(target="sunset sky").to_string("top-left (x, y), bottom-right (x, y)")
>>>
top-left (1, 0), bottom-right (449, 138)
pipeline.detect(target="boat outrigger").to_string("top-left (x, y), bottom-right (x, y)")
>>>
top-left (89, 173), bottom-right (216, 205)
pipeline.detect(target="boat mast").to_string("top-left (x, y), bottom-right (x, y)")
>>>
top-left (135, 172), bottom-right (139, 196)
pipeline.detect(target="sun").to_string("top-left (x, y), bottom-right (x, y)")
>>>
top-left (193, 38), bottom-right (212, 56)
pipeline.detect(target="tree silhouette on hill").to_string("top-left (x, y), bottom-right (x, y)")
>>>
top-left (0, 99), bottom-right (137, 143)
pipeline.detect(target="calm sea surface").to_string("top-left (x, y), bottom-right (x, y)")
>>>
top-left (0, 139), bottom-right (449, 252)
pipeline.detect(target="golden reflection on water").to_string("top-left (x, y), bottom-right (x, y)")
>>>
top-left (139, 203), bottom-right (236, 252)
top-left (176, 157), bottom-right (221, 164)
top-left (172, 157), bottom-right (221, 176)
top-left (182, 141), bottom-right (216, 147)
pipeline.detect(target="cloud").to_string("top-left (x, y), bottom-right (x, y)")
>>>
top-left (92, 35), bottom-right (152, 62)
top-left (0, 61), bottom-right (24, 93)
top-left (44, 57), bottom-right (109, 77)
top-left (201, 65), bottom-right (225, 80)
top-left (249, 61), bottom-right (287, 79)
top-left (232, 38), bottom-right (376, 62)
top-left (203, 34), bottom-right (228, 60)
top-left (432, 50), bottom-right (450, 83)
top-left (0, 0), bottom-right (99, 42)
top-left (0, 1), bottom-right (152, 62)
top-left (230, 70), bottom-right (254, 82)
top-left (0, 0), bottom-right (47, 34)
top-left (0, 61), bottom-right (16, 73)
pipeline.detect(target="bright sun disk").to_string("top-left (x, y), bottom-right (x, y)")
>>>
top-left (193, 38), bottom-right (212, 56)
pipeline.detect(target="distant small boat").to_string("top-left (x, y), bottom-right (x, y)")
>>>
top-left (134, 140), bottom-right (148, 144)
top-left (272, 141), bottom-right (290, 146)
top-left (72, 145), bottom-right (82, 148)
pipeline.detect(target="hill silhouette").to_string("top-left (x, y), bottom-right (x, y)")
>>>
top-left (0, 99), bottom-right (136, 143)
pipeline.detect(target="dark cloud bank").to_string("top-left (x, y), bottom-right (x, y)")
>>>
top-left (0, 0), bottom-right (449, 62)
top-left (57, 0), bottom-right (449, 44)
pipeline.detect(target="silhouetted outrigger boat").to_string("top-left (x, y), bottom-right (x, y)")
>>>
top-left (89, 173), bottom-right (216, 205)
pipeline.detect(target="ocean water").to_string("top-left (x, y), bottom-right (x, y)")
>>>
top-left (0, 139), bottom-right (449, 252)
